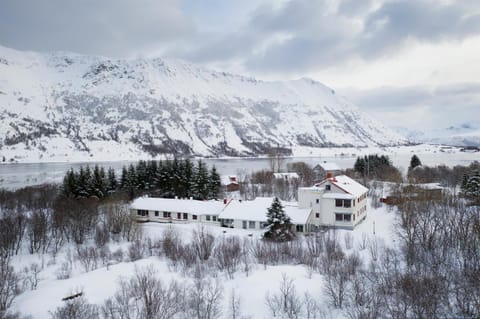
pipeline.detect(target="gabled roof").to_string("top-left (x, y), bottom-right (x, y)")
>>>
top-left (317, 162), bottom-right (341, 171)
top-left (218, 197), bottom-right (311, 225)
top-left (312, 174), bottom-right (368, 197)
top-left (130, 197), bottom-right (225, 216)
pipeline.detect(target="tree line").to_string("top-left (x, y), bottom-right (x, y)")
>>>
top-left (62, 159), bottom-right (222, 200)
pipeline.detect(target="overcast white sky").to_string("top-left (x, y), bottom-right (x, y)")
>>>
top-left (1, 0), bottom-right (479, 130)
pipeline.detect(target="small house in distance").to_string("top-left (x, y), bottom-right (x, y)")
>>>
top-left (298, 174), bottom-right (368, 229)
top-left (313, 162), bottom-right (342, 180)
top-left (221, 175), bottom-right (240, 193)
top-left (273, 172), bottom-right (300, 182)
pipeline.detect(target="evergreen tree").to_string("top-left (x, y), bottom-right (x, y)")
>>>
top-left (106, 167), bottom-right (117, 193)
top-left (120, 166), bottom-right (128, 189)
top-left (208, 165), bottom-right (221, 199)
top-left (62, 169), bottom-right (76, 197)
top-left (409, 154), bottom-right (422, 171)
top-left (353, 157), bottom-right (365, 175)
top-left (91, 165), bottom-right (106, 198)
top-left (461, 173), bottom-right (469, 192)
top-left (263, 197), bottom-right (294, 242)
top-left (146, 160), bottom-right (158, 189)
top-left (135, 160), bottom-right (147, 190)
top-left (124, 164), bottom-right (137, 199)
top-left (465, 171), bottom-right (480, 197)
top-left (193, 160), bottom-right (210, 200)
top-left (76, 166), bottom-right (93, 197)
top-left (182, 158), bottom-right (194, 198)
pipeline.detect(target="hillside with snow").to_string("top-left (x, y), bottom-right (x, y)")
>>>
top-left (0, 45), bottom-right (407, 162)
top-left (394, 122), bottom-right (480, 147)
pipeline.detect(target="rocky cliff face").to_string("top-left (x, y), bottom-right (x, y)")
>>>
top-left (0, 45), bottom-right (407, 162)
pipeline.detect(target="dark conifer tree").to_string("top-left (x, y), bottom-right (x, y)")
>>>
top-left (193, 160), bottom-right (210, 200)
top-left (409, 154), bottom-right (422, 171)
top-left (91, 165), bottom-right (106, 198)
top-left (106, 167), bottom-right (117, 193)
top-left (208, 165), bottom-right (221, 199)
top-left (62, 169), bottom-right (76, 197)
top-left (263, 197), bottom-right (294, 242)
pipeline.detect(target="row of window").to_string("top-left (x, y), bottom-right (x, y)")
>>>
top-left (205, 215), bottom-right (218, 222)
top-left (335, 199), bottom-right (352, 208)
top-left (335, 213), bottom-right (352, 222)
top-left (137, 210), bottom-right (200, 220)
top-left (357, 193), bottom-right (367, 203)
top-left (356, 205), bottom-right (367, 216)
top-left (336, 205), bottom-right (367, 223)
top-left (137, 210), bottom-right (225, 222)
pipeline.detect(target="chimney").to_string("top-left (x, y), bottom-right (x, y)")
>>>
top-left (326, 172), bottom-right (333, 179)
top-left (223, 198), bottom-right (227, 204)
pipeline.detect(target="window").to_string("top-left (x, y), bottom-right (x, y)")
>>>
top-left (335, 199), bottom-right (352, 208)
top-left (353, 214), bottom-right (356, 221)
top-left (206, 215), bottom-right (211, 221)
top-left (177, 213), bottom-right (181, 219)
top-left (325, 184), bottom-right (331, 191)
top-left (193, 214), bottom-right (198, 220)
top-left (213, 216), bottom-right (217, 222)
top-left (137, 210), bottom-right (148, 216)
top-left (183, 213), bottom-right (188, 220)
top-left (249, 221), bottom-right (256, 229)
top-left (155, 211), bottom-right (159, 217)
top-left (296, 225), bottom-right (304, 232)
top-left (316, 198), bottom-right (320, 204)
top-left (163, 212), bottom-right (171, 218)
top-left (335, 213), bottom-right (352, 223)
top-left (315, 212), bottom-right (320, 218)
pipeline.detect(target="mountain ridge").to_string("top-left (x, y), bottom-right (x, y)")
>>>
top-left (0, 45), bottom-right (408, 162)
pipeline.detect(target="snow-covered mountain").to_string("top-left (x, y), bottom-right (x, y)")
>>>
top-left (0, 45), bottom-right (407, 162)
top-left (394, 122), bottom-right (480, 147)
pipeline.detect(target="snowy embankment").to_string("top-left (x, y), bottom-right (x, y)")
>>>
top-left (9, 200), bottom-right (398, 319)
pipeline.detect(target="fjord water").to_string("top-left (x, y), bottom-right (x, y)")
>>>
top-left (0, 151), bottom-right (478, 190)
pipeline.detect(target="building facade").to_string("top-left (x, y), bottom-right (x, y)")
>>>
top-left (298, 174), bottom-right (368, 229)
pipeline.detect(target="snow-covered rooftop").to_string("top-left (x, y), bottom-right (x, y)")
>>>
top-left (273, 172), bottom-right (299, 179)
top-left (219, 197), bottom-right (312, 225)
top-left (322, 193), bottom-right (355, 199)
top-left (318, 162), bottom-right (341, 171)
top-left (329, 175), bottom-right (368, 197)
top-left (305, 174), bottom-right (368, 197)
top-left (130, 197), bottom-right (225, 216)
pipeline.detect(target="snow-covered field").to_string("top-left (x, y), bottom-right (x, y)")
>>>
top-left (9, 200), bottom-right (397, 319)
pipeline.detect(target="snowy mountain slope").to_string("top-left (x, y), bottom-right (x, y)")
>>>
top-left (394, 122), bottom-right (480, 147)
top-left (0, 45), bottom-right (408, 162)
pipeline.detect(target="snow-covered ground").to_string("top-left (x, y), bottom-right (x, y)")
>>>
top-left (9, 199), bottom-right (397, 318)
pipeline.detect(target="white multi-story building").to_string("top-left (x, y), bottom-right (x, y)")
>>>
top-left (298, 174), bottom-right (368, 229)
